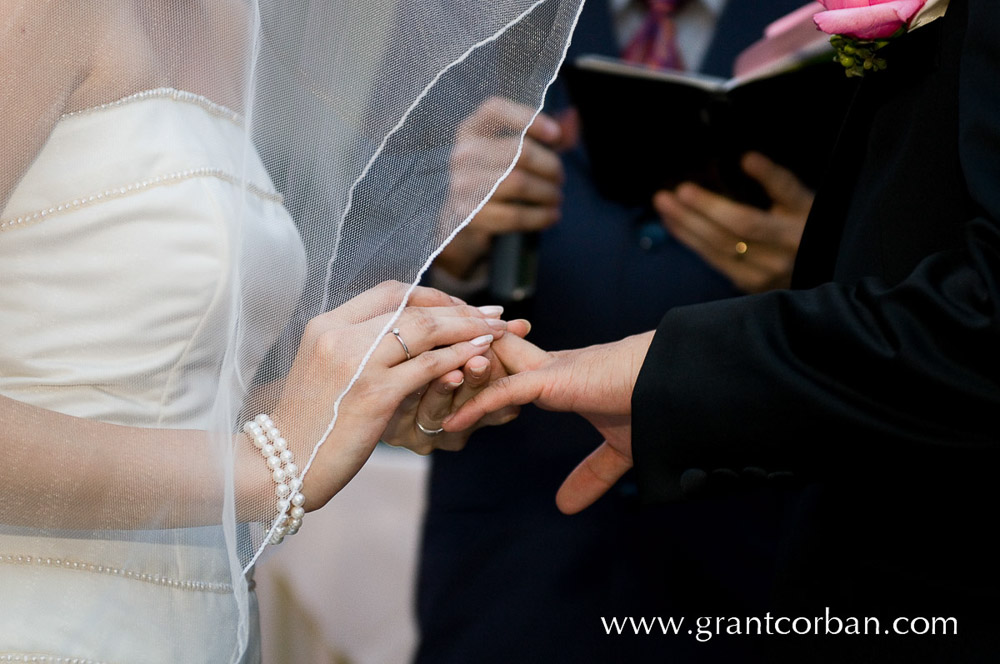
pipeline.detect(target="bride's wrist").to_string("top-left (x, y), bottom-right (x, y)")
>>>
top-left (236, 414), bottom-right (307, 543)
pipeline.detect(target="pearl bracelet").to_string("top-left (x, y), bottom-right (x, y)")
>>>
top-left (243, 414), bottom-right (305, 545)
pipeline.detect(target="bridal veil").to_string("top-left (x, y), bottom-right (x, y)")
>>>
top-left (0, 0), bottom-right (582, 660)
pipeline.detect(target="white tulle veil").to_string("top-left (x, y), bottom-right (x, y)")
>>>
top-left (0, 0), bottom-right (581, 660)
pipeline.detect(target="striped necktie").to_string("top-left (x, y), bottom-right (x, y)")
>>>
top-left (621, 0), bottom-right (687, 71)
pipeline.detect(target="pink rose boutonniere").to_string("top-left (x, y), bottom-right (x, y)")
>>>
top-left (813, 0), bottom-right (949, 76)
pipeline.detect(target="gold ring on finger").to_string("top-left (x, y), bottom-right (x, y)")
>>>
top-left (390, 327), bottom-right (411, 361)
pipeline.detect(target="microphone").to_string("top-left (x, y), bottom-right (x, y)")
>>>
top-left (488, 232), bottom-right (540, 302)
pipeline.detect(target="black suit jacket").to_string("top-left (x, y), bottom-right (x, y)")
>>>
top-left (634, 0), bottom-right (1000, 659)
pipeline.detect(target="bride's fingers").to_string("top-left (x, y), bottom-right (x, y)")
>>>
top-left (407, 284), bottom-right (466, 307)
top-left (412, 370), bottom-right (465, 438)
top-left (555, 441), bottom-right (633, 515)
top-left (390, 336), bottom-right (495, 396)
top-left (452, 355), bottom-right (490, 408)
top-left (372, 312), bottom-right (506, 366)
top-left (404, 304), bottom-right (505, 320)
top-left (453, 355), bottom-right (520, 428)
top-left (324, 282), bottom-right (464, 326)
top-left (443, 369), bottom-right (543, 432)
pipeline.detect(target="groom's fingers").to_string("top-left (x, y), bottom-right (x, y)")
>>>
top-left (555, 441), bottom-right (632, 515)
top-left (489, 332), bottom-right (549, 375)
top-left (444, 334), bottom-right (550, 430)
top-left (443, 370), bottom-right (542, 431)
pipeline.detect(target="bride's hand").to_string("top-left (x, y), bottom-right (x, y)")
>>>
top-left (380, 318), bottom-right (531, 454)
top-left (268, 282), bottom-right (508, 511)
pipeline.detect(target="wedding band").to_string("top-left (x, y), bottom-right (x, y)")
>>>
top-left (734, 241), bottom-right (749, 259)
top-left (416, 421), bottom-right (445, 436)
top-left (391, 327), bottom-right (411, 360)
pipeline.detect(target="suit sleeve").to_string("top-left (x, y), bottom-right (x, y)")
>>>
top-left (630, 0), bottom-right (1000, 502)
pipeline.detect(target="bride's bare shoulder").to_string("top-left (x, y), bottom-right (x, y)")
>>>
top-left (0, 3), bottom-right (108, 208)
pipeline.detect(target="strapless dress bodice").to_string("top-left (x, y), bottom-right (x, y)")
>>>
top-left (0, 89), bottom-right (305, 663)
top-left (0, 88), bottom-right (304, 426)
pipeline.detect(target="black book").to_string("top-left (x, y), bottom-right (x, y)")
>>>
top-left (562, 53), bottom-right (856, 209)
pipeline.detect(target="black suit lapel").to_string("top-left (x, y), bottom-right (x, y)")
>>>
top-left (791, 79), bottom-right (867, 289)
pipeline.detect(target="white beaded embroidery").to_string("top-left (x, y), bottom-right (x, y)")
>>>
top-left (244, 414), bottom-right (305, 545)
top-left (0, 655), bottom-right (108, 664)
top-left (0, 553), bottom-right (232, 593)
top-left (0, 168), bottom-right (283, 232)
top-left (62, 87), bottom-right (243, 125)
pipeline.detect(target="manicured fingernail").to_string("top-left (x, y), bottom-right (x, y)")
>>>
top-left (485, 318), bottom-right (507, 330)
top-left (478, 305), bottom-right (504, 317)
top-left (471, 334), bottom-right (493, 347)
top-left (470, 365), bottom-right (487, 379)
top-left (448, 378), bottom-right (465, 389)
top-left (516, 319), bottom-right (532, 335)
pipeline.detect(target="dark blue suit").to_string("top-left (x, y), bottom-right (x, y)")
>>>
top-left (417, 2), bottom-right (810, 662)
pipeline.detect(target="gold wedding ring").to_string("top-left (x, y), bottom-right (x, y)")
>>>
top-left (734, 241), bottom-right (749, 259)
top-left (391, 327), bottom-right (411, 360)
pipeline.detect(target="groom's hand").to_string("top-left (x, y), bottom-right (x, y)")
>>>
top-left (445, 331), bottom-right (654, 514)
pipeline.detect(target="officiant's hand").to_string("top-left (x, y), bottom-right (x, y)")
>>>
top-left (444, 331), bottom-right (654, 514)
top-left (437, 98), bottom-right (565, 279)
top-left (654, 152), bottom-right (811, 293)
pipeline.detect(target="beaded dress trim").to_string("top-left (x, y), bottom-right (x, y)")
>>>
top-left (0, 89), bottom-right (283, 233)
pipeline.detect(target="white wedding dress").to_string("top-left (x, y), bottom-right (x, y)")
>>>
top-left (0, 89), bottom-right (305, 663)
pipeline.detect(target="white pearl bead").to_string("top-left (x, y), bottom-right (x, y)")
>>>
top-left (272, 468), bottom-right (286, 483)
top-left (279, 449), bottom-right (293, 464)
top-left (289, 478), bottom-right (303, 492)
top-left (290, 506), bottom-right (305, 520)
top-left (266, 455), bottom-right (282, 471)
top-left (289, 517), bottom-right (302, 529)
top-left (276, 484), bottom-right (291, 498)
top-left (273, 437), bottom-right (287, 452)
top-left (261, 444), bottom-right (275, 458)
top-left (285, 462), bottom-right (299, 478)
top-left (242, 422), bottom-right (255, 434)
top-left (291, 492), bottom-right (305, 507)
top-left (266, 427), bottom-right (281, 440)
top-left (254, 414), bottom-right (269, 425)
top-left (276, 513), bottom-right (289, 526)
top-left (254, 434), bottom-right (268, 449)
top-left (277, 498), bottom-right (290, 513)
